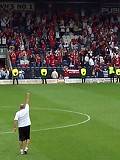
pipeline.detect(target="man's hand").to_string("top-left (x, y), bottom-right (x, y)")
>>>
top-left (13, 127), bottom-right (17, 133)
top-left (25, 92), bottom-right (30, 104)
top-left (13, 120), bottom-right (17, 133)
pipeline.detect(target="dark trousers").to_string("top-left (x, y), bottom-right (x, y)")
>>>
top-left (81, 76), bottom-right (86, 83)
top-left (109, 74), bottom-right (114, 83)
top-left (41, 77), bottom-right (47, 84)
top-left (116, 76), bottom-right (120, 83)
top-left (13, 77), bottom-right (18, 85)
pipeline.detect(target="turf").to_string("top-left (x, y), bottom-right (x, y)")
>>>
top-left (0, 83), bottom-right (120, 160)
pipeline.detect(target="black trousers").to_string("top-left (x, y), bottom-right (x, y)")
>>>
top-left (81, 76), bottom-right (86, 83)
top-left (116, 76), bottom-right (120, 83)
top-left (41, 77), bottom-right (47, 84)
top-left (13, 77), bottom-right (18, 85)
top-left (109, 74), bottom-right (114, 83)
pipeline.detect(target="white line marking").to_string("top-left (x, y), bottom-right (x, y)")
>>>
top-left (0, 107), bottom-right (91, 135)
top-left (0, 131), bottom-right (14, 134)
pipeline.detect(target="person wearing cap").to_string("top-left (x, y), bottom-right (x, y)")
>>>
top-left (13, 93), bottom-right (31, 155)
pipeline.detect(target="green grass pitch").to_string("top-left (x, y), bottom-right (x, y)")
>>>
top-left (0, 83), bottom-right (120, 160)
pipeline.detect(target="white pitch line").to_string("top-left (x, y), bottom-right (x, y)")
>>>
top-left (0, 107), bottom-right (91, 135)
top-left (0, 131), bottom-right (13, 134)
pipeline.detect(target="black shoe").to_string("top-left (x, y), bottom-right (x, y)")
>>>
top-left (24, 151), bottom-right (27, 154)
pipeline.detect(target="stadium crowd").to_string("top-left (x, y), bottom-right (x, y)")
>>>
top-left (0, 6), bottom-right (120, 79)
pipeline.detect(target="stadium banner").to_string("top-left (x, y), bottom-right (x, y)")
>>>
top-left (65, 78), bottom-right (82, 84)
top-left (65, 78), bottom-right (113, 84)
top-left (0, 79), bottom-right (63, 85)
top-left (101, 7), bottom-right (120, 13)
top-left (0, 78), bottom-right (117, 84)
top-left (0, 2), bottom-right (34, 11)
top-left (67, 69), bottom-right (80, 78)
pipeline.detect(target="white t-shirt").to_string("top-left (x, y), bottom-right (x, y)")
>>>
top-left (85, 55), bottom-right (89, 62)
top-left (14, 104), bottom-right (31, 128)
top-left (51, 70), bottom-right (58, 79)
top-left (89, 58), bottom-right (94, 66)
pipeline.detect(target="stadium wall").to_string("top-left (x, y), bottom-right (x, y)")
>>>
top-left (0, 78), bottom-right (116, 84)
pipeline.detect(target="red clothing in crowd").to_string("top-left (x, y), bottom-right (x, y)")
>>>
top-left (41, 41), bottom-right (46, 51)
top-left (49, 53), bottom-right (55, 67)
top-left (10, 52), bottom-right (16, 64)
top-left (36, 54), bottom-right (41, 65)
top-left (115, 56), bottom-right (120, 67)
top-left (49, 36), bottom-right (56, 49)
top-left (64, 68), bottom-right (69, 77)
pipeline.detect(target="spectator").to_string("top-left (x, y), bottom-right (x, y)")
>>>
top-left (51, 69), bottom-right (59, 79)
top-left (0, 6), bottom-right (119, 79)
top-left (19, 69), bottom-right (25, 79)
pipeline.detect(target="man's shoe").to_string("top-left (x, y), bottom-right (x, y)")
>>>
top-left (24, 147), bottom-right (28, 154)
top-left (24, 151), bottom-right (27, 154)
top-left (20, 149), bottom-right (24, 155)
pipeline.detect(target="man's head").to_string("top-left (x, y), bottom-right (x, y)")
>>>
top-left (20, 104), bottom-right (25, 110)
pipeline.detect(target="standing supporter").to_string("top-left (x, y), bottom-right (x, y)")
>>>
top-left (49, 52), bottom-right (55, 67)
top-left (4, 67), bottom-right (9, 79)
top-left (19, 68), bottom-right (25, 79)
top-left (10, 51), bottom-right (17, 67)
top-left (115, 53), bottom-right (120, 67)
top-left (35, 54), bottom-right (41, 67)
top-left (89, 56), bottom-right (94, 77)
top-left (45, 53), bottom-right (50, 67)
top-left (49, 34), bottom-right (56, 50)
top-left (51, 69), bottom-right (59, 79)
top-left (29, 35), bottom-right (36, 48)
top-left (64, 67), bottom-right (69, 79)
top-left (1, 15), bottom-right (10, 29)
top-left (0, 68), bottom-right (6, 79)
top-left (1, 34), bottom-right (7, 46)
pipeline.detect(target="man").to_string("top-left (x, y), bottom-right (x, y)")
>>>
top-left (116, 67), bottom-right (120, 83)
top-left (13, 93), bottom-right (31, 155)
top-left (19, 68), bottom-right (25, 79)
top-left (108, 64), bottom-right (115, 83)
top-left (51, 69), bottom-right (58, 79)
top-left (12, 67), bottom-right (19, 85)
top-left (41, 67), bottom-right (47, 84)
top-left (80, 67), bottom-right (87, 83)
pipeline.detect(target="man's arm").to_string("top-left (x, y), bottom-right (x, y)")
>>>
top-left (25, 92), bottom-right (30, 105)
top-left (13, 120), bottom-right (17, 132)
